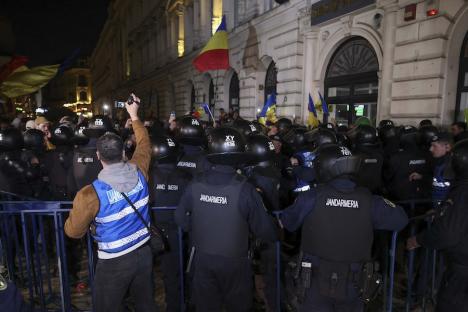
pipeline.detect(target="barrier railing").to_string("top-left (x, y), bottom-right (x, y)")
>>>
top-left (0, 195), bottom-right (443, 312)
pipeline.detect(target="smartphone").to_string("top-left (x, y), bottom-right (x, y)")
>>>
top-left (114, 101), bottom-right (126, 108)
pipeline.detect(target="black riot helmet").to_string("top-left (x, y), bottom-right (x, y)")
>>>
top-left (282, 127), bottom-right (308, 152)
top-left (251, 120), bottom-right (268, 135)
top-left (83, 115), bottom-right (113, 138)
top-left (72, 124), bottom-right (90, 146)
top-left (314, 144), bottom-right (361, 183)
top-left (419, 125), bottom-right (439, 147)
top-left (378, 119), bottom-right (394, 129)
top-left (399, 125), bottom-right (418, 149)
top-left (23, 129), bottom-right (46, 152)
top-left (232, 119), bottom-right (260, 138)
top-left (177, 116), bottom-right (205, 146)
top-left (50, 125), bottom-right (74, 146)
top-left (0, 128), bottom-right (24, 152)
top-left (304, 128), bottom-right (337, 150)
top-left (355, 125), bottom-right (379, 147)
top-left (206, 127), bottom-right (251, 165)
top-left (451, 139), bottom-right (468, 180)
top-left (151, 135), bottom-right (178, 163)
top-left (246, 134), bottom-right (276, 163)
top-left (379, 125), bottom-right (398, 143)
top-left (276, 118), bottom-right (292, 134)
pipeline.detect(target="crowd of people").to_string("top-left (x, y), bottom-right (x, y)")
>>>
top-left (1, 94), bottom-right (468, 312)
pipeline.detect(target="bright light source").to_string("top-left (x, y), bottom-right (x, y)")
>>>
top-left (103, 104), bottom-right (109, 110)
top-left (36, 108), bottom-right (47, 114)
top-left (427, 9), bottom-right (438, 16)
top-left (257, 108), bottom-right (261, 113)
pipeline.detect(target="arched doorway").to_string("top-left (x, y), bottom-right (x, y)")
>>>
top-left (456, 32), bottom-right (468, 121)
top-left (325, 38), bottom-right (379, 126)
top-left (229, 72), bottom-right (240, 112)
top-left (265, 61), bottom-right (277, 101)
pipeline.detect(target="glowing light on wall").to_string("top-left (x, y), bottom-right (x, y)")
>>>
top-left (211, 0), bottom-right (222, 35)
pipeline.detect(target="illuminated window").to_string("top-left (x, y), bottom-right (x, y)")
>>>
top-left (211, 0), bottom-right (222, 34)
top-left (178, 12), bottom-right (185, 57)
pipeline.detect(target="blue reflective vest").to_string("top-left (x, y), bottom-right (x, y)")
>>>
top-left (92, 170), bottom-right (150, 259)
top-left (432, 162), bottom-right (450, 204)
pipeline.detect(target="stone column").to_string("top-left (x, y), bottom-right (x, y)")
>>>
top-left (302, 29), bottom-right (319, 123)
top-left (378, 0), bottom-right (398, 121)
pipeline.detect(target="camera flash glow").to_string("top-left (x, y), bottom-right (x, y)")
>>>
top-left (103, 104), bottom-right (109, 110)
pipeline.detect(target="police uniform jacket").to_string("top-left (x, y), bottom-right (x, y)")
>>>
top-left (281, 178), bottom-right (408, 261)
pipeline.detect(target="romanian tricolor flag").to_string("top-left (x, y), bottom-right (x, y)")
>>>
top-left (258, 92), bottom-right (278, 126)
top-left (0, 56), bottom-right (29, 83)
top-left (193, 15), bottom-right (229, 72)
top-left (307, 93), bottom-right (319, 128)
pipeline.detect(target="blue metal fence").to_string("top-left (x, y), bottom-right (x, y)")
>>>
top-left (0, 195), bottom-right (441, 312)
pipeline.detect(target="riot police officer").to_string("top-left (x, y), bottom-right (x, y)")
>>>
top-left (407, 138), bottom-right (468, 312)
top-left (68, 115), bottom-right (110, 196)
top-left (384, 126), bottom-right (432, 200)
top-left (0, 128), bottom-right (31, 196)
top-left (44, 125), bottom-right (74, 200)
top-left (352, 125), bottom-right (384, 194)
top-left (22, 129), bottom-right (50, 199)
top-left (280, 144), bottom-right (408, 311)
top-left (245, 134), bottom-right (284, 310)
top-left (175, 116), bottom-right (208, 178)
top-left (149, 135), bottom-right (191, 312)
top-left (175, 127), bottom-right (277, 311)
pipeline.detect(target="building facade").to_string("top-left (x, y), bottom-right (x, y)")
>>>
top-left (45, 58), bottom-right (93, 118)
top-left (91, 0), bottom-right (468, 126)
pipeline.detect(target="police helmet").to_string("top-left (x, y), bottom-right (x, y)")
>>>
top-left (50, 125), bottom-right (74, 146)
top-left (419, 119), bottom-right (432, 128)
top-left (246, 134), bottom-right (275, 163)
top-left (399, 125), bottom-right (418, 149)
top-left (379, 125), bottom-right (398, 143)
top-left (451, 139), bottom-right (468, 179)
top-left (72, 124), bottom-right (90, 146)
top-left (251, 120), bottom-right (268, 135)
top-left (282, 127), bottom-right (308, 152)
top-left (319, 123), bottom-right (336, 131)
top-left (314, 144), bottom-right (361, 183)
top-left (23, 129), bottom-right (46, 152)
top-left (378, 119), bottom-right (394, 129)
top-left (355, 125), bottom-right (379, 147)
top-left (83, 115), bottom-right (113, 138)
top-left (419, 125), bottom-right (439, 147)
top-left (0, 128), bottom-right (24, 152)
top-left (206, 127), bottom-right (251, 165)
top-left (151, 135), bottom-right (178, 162)
top-left (232, 119), bottom-right (260, 138)
top-left (177, 116), bottom-right (205, 146)
top-left (304, 128), bottom-right (337, 150)
top-left (276, 118), bottom-right (292, 134)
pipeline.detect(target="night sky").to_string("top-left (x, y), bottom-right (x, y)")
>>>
top-left (1, 0), bottom-right (109, 66)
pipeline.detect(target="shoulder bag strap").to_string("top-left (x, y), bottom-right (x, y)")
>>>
top-left (120, 192), bottom-right (150, 230)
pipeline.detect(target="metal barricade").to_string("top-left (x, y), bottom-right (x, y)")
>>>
top-left (0, 199), bottom-right (186, 312)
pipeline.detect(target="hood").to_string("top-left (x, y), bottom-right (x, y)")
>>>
top-left (98, 162), bottom-right (139, 193)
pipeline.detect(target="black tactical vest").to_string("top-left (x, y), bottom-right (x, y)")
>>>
top-left (301, 184), bottom-right (373, 262)
top-left (150, 166), bottom-right (190, 224)
top-left (176, 152), bottom-right (208, 178)
top-left (44, 148), bottom-right (73, 200)
top-left (191, 174), bottom-right (249, 257)
top-left (356, 150), bottom-right (384, 193)
top-left (249, 166), bottom-right (281, 211)
top-left (72, 147), bottom-right (102, 190)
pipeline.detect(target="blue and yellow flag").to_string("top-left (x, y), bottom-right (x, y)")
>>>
top-left (258, 92), bottom-right (277, 126)
top-left (307, 93), bottom-right (319, 128)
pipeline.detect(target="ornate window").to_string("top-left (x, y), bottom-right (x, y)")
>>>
top-left (79, 91), bottom-right (87, 102)
top-left (78, 75), bottom-right (87, 87)
top-left (229, 72), bottom-right (240, 111)
top-left (325, 38), bottom-right (379, 126)
top-left (265, 61), bottom-right (277, 101)
top-left (456, 32), bottom-right (468, 121)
